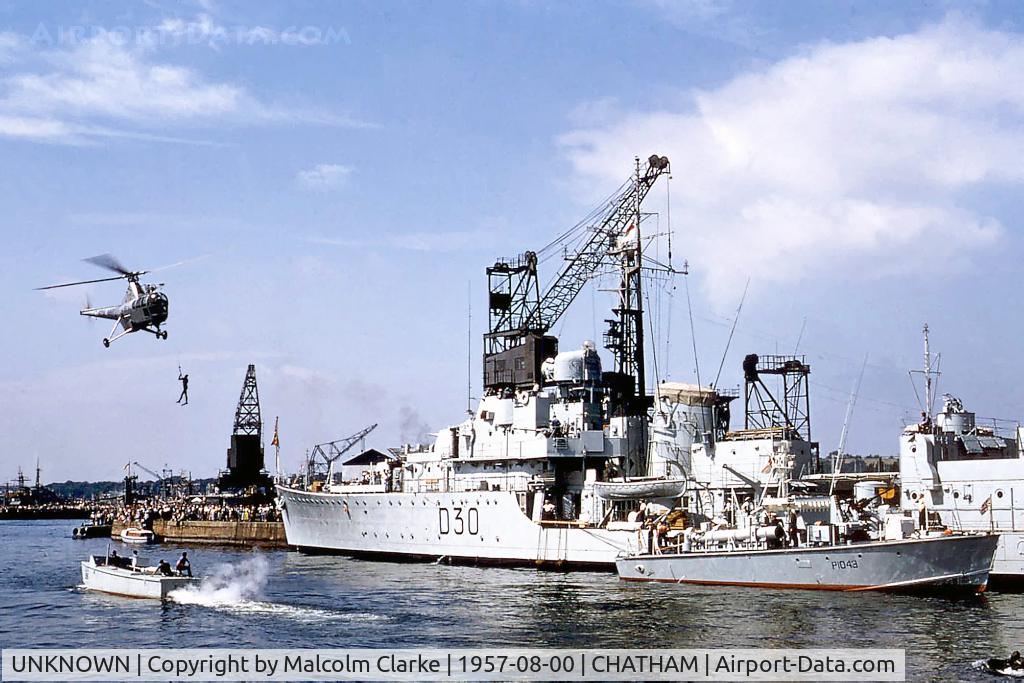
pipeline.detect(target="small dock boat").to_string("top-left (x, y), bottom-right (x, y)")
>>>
top-left (72, 521), bottom-right (112, 539)
top-left (119, 527), bottom-right (156, 544)
top-left (81, 554), bottom-right (198, 599)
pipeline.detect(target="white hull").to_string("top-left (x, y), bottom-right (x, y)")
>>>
top-left (80, 559), bottom-right (196, 599)
top-left (992, 532), bottom-right (1024, 579)
top-left (929, 501), bottom-right (1024, 579)
top-left (900, 428), bottom-right (1024, 581)
top-left (277, 485), bottom-right (640, 566)
top-left (945, 527), bottom-right (1024, 580)
top-left (119, 528), bottom-right (155, 544)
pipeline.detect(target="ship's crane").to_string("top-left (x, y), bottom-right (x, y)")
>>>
top-left (484, 154), bottom-right (670, 409)
top-left (132, 461), bottom-right (165, 497)
top-left (306, 423), bottom-right (379, 485)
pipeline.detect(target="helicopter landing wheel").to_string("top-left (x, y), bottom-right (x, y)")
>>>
top-left (102, 338), bottom-right (110, 348)
top-left (160, 331), bottom-right (168, 340)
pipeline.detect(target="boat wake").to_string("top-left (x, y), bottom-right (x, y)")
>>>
top-left (195, 600), bottom-right (388, 623)
top-left (168, 555), bottom-right (269, 606)
top-left (167, 555), bottom-right (386, 623)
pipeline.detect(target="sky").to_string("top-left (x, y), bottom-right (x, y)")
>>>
top-left (3, 0), bottom-right (1024, 483)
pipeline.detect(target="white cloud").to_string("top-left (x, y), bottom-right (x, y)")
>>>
top-left (0, 114), bottom-right (73, 140)
top-left (296, 163), bottom-right (352, 191)
top-left (0, 34), bottom-right (247, 143)
top-left (0, 24), bottom-right (363, 144)
top-left (5, 36), bottom-right (244, 120)
top-left (0, 31), bottom-right (23, 63)
top-left (559, 16), bottom-right (1016, 303)
top-left (640, 0), bottom-right (766, 49)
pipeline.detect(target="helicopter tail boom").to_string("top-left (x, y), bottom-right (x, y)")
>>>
top-left (80, 306), bottom-right (122, 321)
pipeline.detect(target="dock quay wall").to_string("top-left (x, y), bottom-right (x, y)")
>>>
top-left (113, 520), bottom-right (287, 548)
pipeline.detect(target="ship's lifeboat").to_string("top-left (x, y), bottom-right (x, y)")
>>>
top-left (593, 477), bottom-right (687, 500)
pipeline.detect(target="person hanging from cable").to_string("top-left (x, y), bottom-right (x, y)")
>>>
top-left (177, 365), bottom-right (189, 406)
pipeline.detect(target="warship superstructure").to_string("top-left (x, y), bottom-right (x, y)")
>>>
top-left (649, 354), bottom-right (820, 525)
top-left (278, 155), bottom-right (679, 566)
top-left (899, 327), bottom-right (1024, 582)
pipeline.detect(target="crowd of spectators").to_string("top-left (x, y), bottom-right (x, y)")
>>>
top-left (117, 500), bottom-right (281, 526)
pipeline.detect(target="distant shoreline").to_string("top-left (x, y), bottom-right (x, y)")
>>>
top-left (0, 507), bottom-right (90, 520)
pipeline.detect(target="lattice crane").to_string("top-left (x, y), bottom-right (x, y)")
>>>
top-left (484, 154), bottom-right (670, 397)
top-left (132, 461), bottom-right (164, 496)
top-left (307, 423), bottom-right (379, 484)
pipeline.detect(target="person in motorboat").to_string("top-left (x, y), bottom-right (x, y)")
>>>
top-left (175, 551), bottom-right (192, 577)
top-left (157, 560), bottom-right (173, 576)
top-left (985, 651), bottom-right (1024, 675)
top-left (107, 550), bottom-right (127, 569)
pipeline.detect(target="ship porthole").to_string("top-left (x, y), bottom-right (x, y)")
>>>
top-left (954, 492), bottom-right (960, 499)
top-left (997, 490), bottom-right (1005, 498)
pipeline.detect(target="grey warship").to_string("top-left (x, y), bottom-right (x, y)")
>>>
top-left (277, 155), bottom-right (677, 566)
top-left (617, 521), bottom-right (998, 593)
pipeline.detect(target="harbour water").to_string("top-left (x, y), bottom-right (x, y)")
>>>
top-left (2, 520), bottom-right (1021, 680)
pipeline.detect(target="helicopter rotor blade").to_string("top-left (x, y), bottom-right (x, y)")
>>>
top-left (83, 293), bottom-right (95, 326)
top-left (148, 253), bottom-right (209, 274)
top-left (83, 253), bottom-right (131, 276)
top-left (35, 275), bottom-right (127, 290)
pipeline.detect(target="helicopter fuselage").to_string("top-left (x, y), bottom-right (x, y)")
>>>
top-left (80, 282), bottom-right (170, 346)
top-left (81, 291), bottom-right (168, 330)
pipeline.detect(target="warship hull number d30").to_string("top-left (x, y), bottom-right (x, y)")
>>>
top-left (439, 507), bottom-right (479, 535)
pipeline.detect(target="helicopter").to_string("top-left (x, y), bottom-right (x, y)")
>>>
top-left (37, 254), bottom-right (171, 347)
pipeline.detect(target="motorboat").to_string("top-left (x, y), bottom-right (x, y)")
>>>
top-left (72, 521), bottom-right (112, 539)
top-left (80, 554), bottom-right (198, 599)
top-left (119, 527), bottom-right (156, 544)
